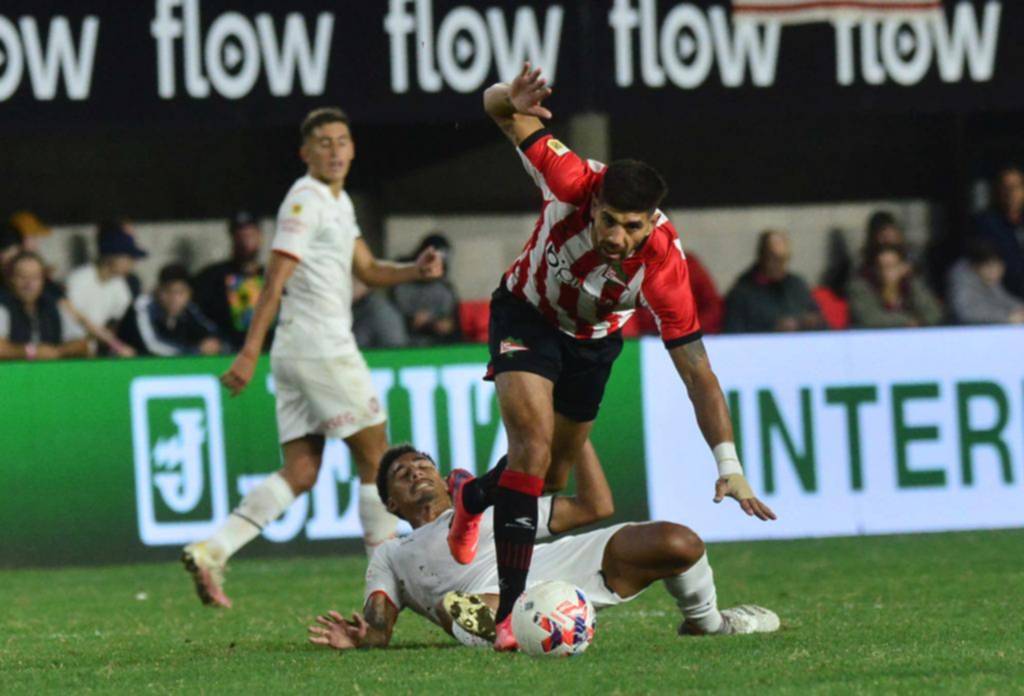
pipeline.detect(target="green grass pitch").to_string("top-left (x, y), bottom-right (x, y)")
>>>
top-left (2, 529), bottom-right (1022, 694)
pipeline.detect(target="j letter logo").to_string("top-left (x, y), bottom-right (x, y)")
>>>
top-left (131, 376), bottom-right (229, 545)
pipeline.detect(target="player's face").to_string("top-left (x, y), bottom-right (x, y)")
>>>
top-left (386, 452), bottom-right (448, 517)
top-left (157, 280), bottom-right (191, 318)
top-left (302, 122), bottom-right (355, 188)
top-left (591, 205), bottom-right (655, 261)
top-left (10, 257), bottom-right (44, 304)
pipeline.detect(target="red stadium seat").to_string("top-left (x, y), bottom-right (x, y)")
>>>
top-left (812, 286), bottom-right (849, 330)
top-left (458, 300), bottom-right (491, 343)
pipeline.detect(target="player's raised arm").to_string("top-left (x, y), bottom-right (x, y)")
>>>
top-left (307, 592), bottom-right (399, 651)
top-left (483, 62), bottom-right (552, 146)
top-left (668, 340), bottom-right (776, 522)
top-left (220, 250), bottom-right (297, 396)
top-left (351, 238), bottom-right (442, 288)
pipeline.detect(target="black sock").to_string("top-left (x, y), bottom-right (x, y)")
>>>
top-left (461, 455), bottom-right (508, 515)
top-left (493, 469), bottom-right (542, 623)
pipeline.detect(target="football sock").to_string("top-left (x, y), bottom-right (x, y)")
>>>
top-left (460, 455), bottom-right (509, 515)
top-left (663, 552), bottom-right (724, 634)
top-left (493, 469), bottom-right (544, 623)
top-left (359, 483), bottom-right (399, 558)
top-left (208, 472), bottom-right (296, 560)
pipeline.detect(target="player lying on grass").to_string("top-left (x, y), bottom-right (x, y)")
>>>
top-left (307, 446), bottom-right (779, 651)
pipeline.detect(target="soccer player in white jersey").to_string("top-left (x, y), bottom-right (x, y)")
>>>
top-left (445, 64), bottom-right (777, 649)
top-left (182, 108), bottom-right (443, 608)
top-left (305, 446), bottom-right (779, 651)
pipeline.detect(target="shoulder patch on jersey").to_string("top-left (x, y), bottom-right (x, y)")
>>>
top-left (291, 203), bottom-right (302, 215)
top-left (547, 139), bottom-right (569, 157)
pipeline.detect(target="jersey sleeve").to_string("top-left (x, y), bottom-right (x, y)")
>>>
top-left (271, 187), bottom-right (322, 262)
top-left (363, 542), bottom-right (402, 611)
top-left (640, 233), bottom-right (703, 348)
top-left (517, 129), bottom-right (603, 207)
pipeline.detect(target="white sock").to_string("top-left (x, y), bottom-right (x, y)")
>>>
top-left (207, 472), bottom-right (296, 560)
top-left (359, 483), bottom-right (398, 558)
top-left (662, 552), bottom-right (724, 634)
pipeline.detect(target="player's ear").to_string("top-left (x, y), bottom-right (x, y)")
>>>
top-left (386, 498), bottom-right (399, 515)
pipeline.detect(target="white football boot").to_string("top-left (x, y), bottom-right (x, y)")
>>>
top-left (182, 542), bottom-right (232, 609)
top-left (679, 605), bottom-right (780, 636)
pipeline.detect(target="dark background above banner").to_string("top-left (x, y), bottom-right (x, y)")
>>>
top-left (0, 0), bottom-right (1020, 132)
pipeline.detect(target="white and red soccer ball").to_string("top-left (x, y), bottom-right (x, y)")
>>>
top-left (511, 581), bottom-right (596, 657)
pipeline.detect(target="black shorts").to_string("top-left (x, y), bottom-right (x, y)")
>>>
top-left (485, 285), bottom-right (624, 423)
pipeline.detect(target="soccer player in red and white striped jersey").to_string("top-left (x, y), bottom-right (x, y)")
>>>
top-left (446, 64), bottom-right (776, 651)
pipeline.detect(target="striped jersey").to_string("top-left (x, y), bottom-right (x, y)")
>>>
top-left (503, 129), bottom-right (702, 347)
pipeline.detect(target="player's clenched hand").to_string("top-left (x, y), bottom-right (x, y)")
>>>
top-left (416, 246), bottom-right (444, 280)
top-left (714, 474), bottom-right (777, 521)
top-left (220, 352), bottom-right (257, 397)
top-left (509, 62), bottom-right (553, 119)
top-left (308, 610), bottom-right (368, 650)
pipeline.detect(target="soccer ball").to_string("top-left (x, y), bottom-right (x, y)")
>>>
top-left (511, 581), bottom-right (596, 657)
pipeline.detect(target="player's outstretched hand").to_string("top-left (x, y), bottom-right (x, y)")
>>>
top-left (714, 474), bottom-right (777, 521)
top-left (509, 62), bottom-right (553, 119)
top-left (308, 610), bottom-right (368, 650)
top-left (220, 352), bottom-right (257, 397)
top-left (416, 246), bottom-right (444, 280)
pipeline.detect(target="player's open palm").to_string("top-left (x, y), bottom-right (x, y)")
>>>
top-left (308, 610), bottom-right (367, 650)
top-left (714, 474), bottom-right (777, 521)
top-left (220, 352), bottom-right (257, 397)
top-left (510, 62), bottom-right (553, 119)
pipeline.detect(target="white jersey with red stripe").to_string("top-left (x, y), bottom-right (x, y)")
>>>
top-left (504, 129), bottom-right (701, 346)
top-left (269, 174), bottom-right (361, 359)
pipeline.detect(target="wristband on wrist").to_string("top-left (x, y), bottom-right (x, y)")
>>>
top-left (24, 343), bottom-right (38, 361)
top-left (713, 442), bottom-right (743, 477)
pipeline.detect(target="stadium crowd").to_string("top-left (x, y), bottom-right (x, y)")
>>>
top-left (1, 165), bottom-right (1022, 361)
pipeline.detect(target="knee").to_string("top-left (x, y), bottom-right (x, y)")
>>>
top-left (656, 523), bottom-right (705, 571)
top-left (282, 459), bottom-right (320, 494)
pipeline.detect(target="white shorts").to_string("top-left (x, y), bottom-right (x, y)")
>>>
top-left (271, 353), bottom-right (387, 444)
top-left (474, 523), bottom-right (642, 610)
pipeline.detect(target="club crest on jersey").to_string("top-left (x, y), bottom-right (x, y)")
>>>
top-left (500, 337), bottom-right (529, 355)
top-left (547, 139), bottom-right (569, 157)
top-left (291, 203), bottom-right (302, 215)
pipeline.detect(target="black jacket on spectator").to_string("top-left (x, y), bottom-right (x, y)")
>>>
top-left (724, 266), bottom-right (819, 334)
top-left (117, 295), bottom-right (219, 356)
top-left (973, 211), bottom-right (1024, 299)
top-left (193, 260), bottom-right (265, 350)
top-left (0, 289), bottom-right (64, 343)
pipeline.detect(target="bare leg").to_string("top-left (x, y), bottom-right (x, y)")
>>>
top-left (344, 422), bottom-right (398, 554)
top-left (601, 522), bottom-right (706, 598)
top-left (544, 414), bottom-right (593, 492)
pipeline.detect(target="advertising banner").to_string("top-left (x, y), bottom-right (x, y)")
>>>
top-left (0, 1), bottom-right (1020, 131)
top-left (641, 327), bottom-right (1024, 543)
top-left (0, 342), bottom-right (645, 568)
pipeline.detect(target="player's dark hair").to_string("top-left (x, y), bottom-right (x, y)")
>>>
top-left (376, 444), bottom-right (426, 506)
top-left (158, 263), bottom-right (191, 288)
top-left (300, 107), bottom-right (350, 142)
top-left (598, 160), bottom-right (668, 213)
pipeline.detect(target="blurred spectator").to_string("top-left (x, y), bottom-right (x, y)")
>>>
top-left (947, 239), bottom-right (1024, 325)
top-left (3, 214), bottom-right (65, 301)
top-left (862, 211), bottom-right (906, 257)
top-left (0, 226), bottom-right (20, 281)
top-left (0, 251), bottom-right (89, 360)
top-left (352, 278), bottom-right (409, 349)
top-left (848, 244), bottom-right (942, 329)
top-left (724, 230), bottom-right (823, 333)
top-left (7, 210), bottom-right (50, 254)
top-left (117, 264), bottom-right (221, 356)
top-left (194, 211), bottom-right (266, 351)
top-left (393, 233), bottom-right (460, 346)
top-left (66, 220), bottom-right (146, 331)
top-left (972, 165), bottom-right (1024, 300)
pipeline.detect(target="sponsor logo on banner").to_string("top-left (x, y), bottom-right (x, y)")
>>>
top-left (0, 14), bottom-right (99, 100)
top-left (132, 365), bottom-right (506, 546)
top-left (608, 0), bottom-right (1001, 89)
top-left (640, 328), bottom-right (1024, 542)
top-left (385, 0), bottom-right (565, 93)
top-left (131, 376), bottom-right (229, 545)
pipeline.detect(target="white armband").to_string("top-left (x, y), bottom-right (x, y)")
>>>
top-left (713, 442), bottom-right (743, 477)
